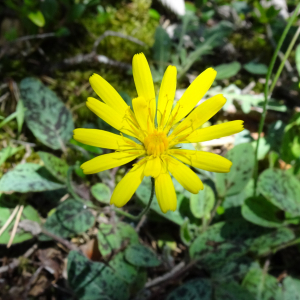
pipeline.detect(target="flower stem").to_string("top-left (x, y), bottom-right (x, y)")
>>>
top-left (67, 166), bottom-right (155, 221)
top-left (253, 5), bottom-right (300, 196)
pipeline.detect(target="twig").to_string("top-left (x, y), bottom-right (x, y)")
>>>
top-left (41, 227), bottom-right (80, 251)
top-left (4, 32), bottom-right (56, 45)
top-left (0, 92), bottom-right (9, 103)
top-left (0, 244), bottom-right (38, 274)
top-left (7, 204), bottom-right (24, 248)
top-left (0, 205), bottom-right (19, 237)
top-left (23, 265), bottom-right (44, 298)
top-left (145, 260), bottom-right (198, 289)
top-left (10, 139), bottom-right (36, 147)
top-left (92, 30), bottom-right (146, 52)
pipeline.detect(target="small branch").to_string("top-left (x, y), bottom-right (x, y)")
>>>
top-left (0, 244), bottom-right (38, 274)
top-left (92, 30), bottom-right (146, 52)
top-left (4, 32), bottom-right (56, 45)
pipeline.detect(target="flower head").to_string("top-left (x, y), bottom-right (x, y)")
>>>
top-left (73, 53), bottom-right (244, 213)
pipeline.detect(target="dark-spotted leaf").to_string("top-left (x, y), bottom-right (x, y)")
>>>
top-left (216, 143), bottom-right (254, 197)
top-left (125, 244), bottom-right (160, 267)
top-left (67, 250), bottom-right (129, 300)
top-left (242, 196), bottom-right (283, 228)
top-left (20, 78), bottom-right (74, 150)
top-left (165, 278), bottom-right (212, 300)
top-left (0, 163), bottom-right (64, 193)
top-left (109, 253), bottom-right (138, 284)
top-left (215, 281), bottom-right (255, 300)
top-left (282, 276), bottom-right (300, 300)
top-left (97, 222), bottom-right (139, 256)
top-left (91, 183), bottom-right (111, 204)
top-left (38, 151), bottom-right (68, 183)
top-left (258, 169), bottom-right (300, 217)
top-left (40, 199), bottom-right (95, 241)
top-left (242, 268), bottom-right (283, 300)
top-left (0, 205), bottom-right (40, 245)
top-left (190, 183), bottom-right (215, 219)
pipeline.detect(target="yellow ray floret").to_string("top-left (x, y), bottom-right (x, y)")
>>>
top-left (73, 52), bottom-right (244, 213)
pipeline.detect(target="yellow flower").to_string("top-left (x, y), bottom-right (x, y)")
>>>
top-left (73, 53), bottom-right (244, 213)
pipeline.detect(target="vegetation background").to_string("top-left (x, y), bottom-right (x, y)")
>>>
top-left (1, 0), bottom-right (300, 299)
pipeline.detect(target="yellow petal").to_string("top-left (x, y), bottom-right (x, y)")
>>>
top-left (155, 172), bottom-right (177, 213)
top-left (89, 73), bottom-right (129, 116)
top-left (183, 120), bottom-right (244, 143)
top-left (166, 156), bottom-right (203, 194)
top-left (80, 150), bottom-right (144, 174)
top-left (132, 53), bottom-right (156, 123)
top-left (170, 94), bottom-right (226, 141)
top-left (73, 128), bottom-right (143, 150)
top-left (132, 96), bottom-right (154, 132)
top-left (110, 161), bottom-right (146, 207)
top-left (157, 66), bottom-right (177, 128)
top-left (144, 156), bottom-right (162, 178)
top-left (167, 68), bottom-right (217, 128)
top-left (169, 149), bottom-right (232, 173)
top-left (86, 97), bottom-right (140, 139)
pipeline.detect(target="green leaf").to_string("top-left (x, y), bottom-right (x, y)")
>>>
top-left (148, 8), bottom-right (160, 20)
top-left (27, 10), bottom-right (46, 27)
top-left (20, 78), bottom-right (74, 150)
top-left (109, 253), bottom-right (138, 284)
top-left (180, 219), bottom-right (194, 246)
top-left (0, 146), bottom-right (23, 166)
top-left (16, 100), bottom-right (25, 134)
top-left (0, 205), bottom-right (40, 245)
top-left (125, 244), bottom-right (160, 267)
top-left (153, 26), bottom-right (171, 72)
top-left (282, 276), bottom-right (300, 300)
top-left (40, 199), bottom-right (95, 240)
top-left (189, 220), bottom-right (294, 268)
top-left (296, 44), bottom-right (300, 77)
top-left (97, 222), bottom-right (139, 256)
top-left (242, 196), bottom-right (283, 228)
top-left (136, 177), bottom-right (184, 225)
top-left (216, 143), bottom-right (254, 197)
top-left (215, 62), bottom-right (241, 80)
top-left (242, 268), bottom-right (283, 300)
top-left (190, 183), bottom-right (215, 219)
top-left (244, 62), bottom-right (268, 75)
top-left (281, 112), bottom-right (300, 163)
top-left (91, 183), bottom-right (111, 204)
top-left (38, 151), bottom-right (68, 183)
top-left (165, 278), bottom-right (212, 300)
top-left (215, 281), bottom-right (255, 300)
top-left (0, 163), bottom-right (64, 193)
top-left (258, 169), bottom-right (300, 217)
top-left (67, 250), bottom-right (130, 300)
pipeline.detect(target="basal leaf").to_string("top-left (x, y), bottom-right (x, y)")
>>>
top-left (242, 268), bottom-right (283, 300)
top-left (243, 62), bottom-right (268, 75)
top-left (165, 278), bottom-right (212, 300)
top-left (216, 143), bottom-right (254, 197)
top-left (215, 62), bottom-right (241, 80)
top-left (190, 183), bottom-right (215, 219)
top-left (0, 163), bottom-right (64, 193)
top-left (125, 244), bottom-right (160, 267)
top-left (67, 250), bottom-right (129, 300)
top-left (40, 199), bottom-right (95, 240)
top-left (20, 77), bottom-right (74, 150)
top-left (91, 183), bottom-right (111, 204)
top-left (215, 281), bottom-right (255, 300)
top-left (258, 169), bottom-right (300, 217)
top-left (97, 222), bottom-right (139, 257)
top-left (282, 276), bottom-right (300, 300)
top-left (38, 151), bottom-right (68, 183)
top-left (242, 196), bottom-right (284, 228)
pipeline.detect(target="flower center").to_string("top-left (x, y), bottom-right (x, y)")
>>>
top-left (144, 130), bottom-right (169, 157)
